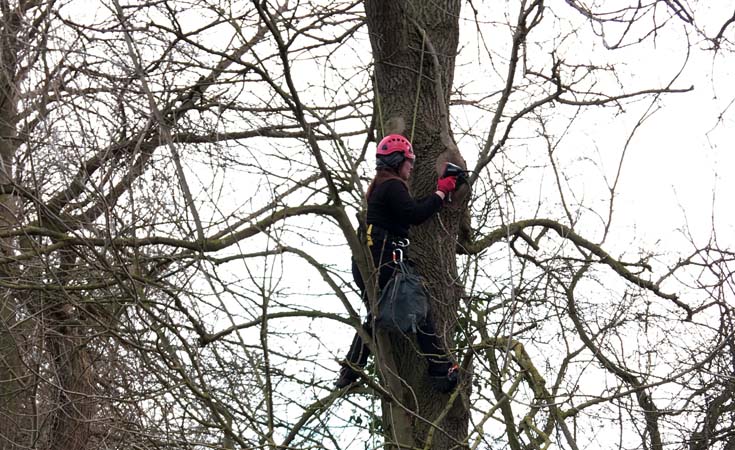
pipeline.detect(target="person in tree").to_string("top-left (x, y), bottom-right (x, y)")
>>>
top-left (336, 134), bottom-right (460, 392)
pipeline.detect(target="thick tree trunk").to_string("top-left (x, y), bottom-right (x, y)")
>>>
top-left (365, 1), bottom-right (470, 448)
top-left (46, 316), bottom-right (95, 450)
top-left (1, 5), bottom-right (95, 449)
top-left (0, 6), bottom-right (30, 448)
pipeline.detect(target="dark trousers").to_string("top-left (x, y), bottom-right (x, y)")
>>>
top-left (344, 243), bottom-right (452, 375)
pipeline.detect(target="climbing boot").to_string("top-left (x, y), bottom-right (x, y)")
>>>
top-left (335, 365), bottom-right (361, 389)
top-left (430, 363), bottom-right (459, 393)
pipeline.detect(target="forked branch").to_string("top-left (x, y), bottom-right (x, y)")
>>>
top-left (465, 218), bottom-right (692, 319)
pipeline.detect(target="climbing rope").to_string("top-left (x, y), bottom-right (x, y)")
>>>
top-left (410, 32), bottom-right (426, 143)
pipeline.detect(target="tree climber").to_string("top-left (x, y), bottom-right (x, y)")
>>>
top-left (336, 134), bottom-right (460, 392)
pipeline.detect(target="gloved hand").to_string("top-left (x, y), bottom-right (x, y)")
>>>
top-left (436, 176), bottom-right (457, 195)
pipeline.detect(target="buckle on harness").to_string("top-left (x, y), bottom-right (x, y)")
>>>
top-left (391, 238), bottom-right (410, 248)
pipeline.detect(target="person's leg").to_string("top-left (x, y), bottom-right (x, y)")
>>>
top-left (416, 319), bottom-right (452, 374)
top-left (344, 259), bottom-right (372, 368)
top-left (345, 242), bottom-right (394, 353)
top-left (373, 241), bottom-right (396, 290)
top-left (336, 244), bottom-right (396, 388)
top-left (336, 258), bottom-right (373, 388)
top-left (336, 322), bottom-right (372, 388)
top-left (417, 318), bottom-right (459, 392)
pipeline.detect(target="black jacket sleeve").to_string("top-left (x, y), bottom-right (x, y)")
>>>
top-left (383, 179), bottom-right (442, 225)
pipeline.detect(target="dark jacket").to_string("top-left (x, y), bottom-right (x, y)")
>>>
top-left (366, 179), bottom-right (442, 239)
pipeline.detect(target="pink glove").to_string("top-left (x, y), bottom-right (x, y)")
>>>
top-left (436, 176), bottom-right (457, 195)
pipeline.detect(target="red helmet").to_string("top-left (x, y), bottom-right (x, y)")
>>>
top-left (376, 134), bottom-right (415, 161)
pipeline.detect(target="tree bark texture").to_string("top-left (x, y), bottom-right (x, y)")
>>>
top-left (365, 1), bottom-right (470, 448)
top-left (1, 4), bottom-right (95, 449)
top-left (0, 4), bottom-right (29, 448)
top-left (46, 313), bottom-right (95, 450)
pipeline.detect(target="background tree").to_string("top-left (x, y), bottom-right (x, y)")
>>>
top-left (0, 1), bottom-right (733, 450)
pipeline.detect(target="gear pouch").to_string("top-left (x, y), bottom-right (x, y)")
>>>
top-left (375, 261), bottom-right (429, 333)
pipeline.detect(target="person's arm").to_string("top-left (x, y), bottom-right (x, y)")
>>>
top-left (384, 179), bottom-right (444, 225)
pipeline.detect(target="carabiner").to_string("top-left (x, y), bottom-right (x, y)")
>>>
top-left (392, 248), bottom-right (404, 263)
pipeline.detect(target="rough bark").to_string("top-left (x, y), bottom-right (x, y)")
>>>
top-left (0, 3), bottom-right (29, 448)
top-left (46, 312), bottom-right (96, 450)
top-left (365, 1), bottom-right (470, 448)
top-left (1, 4), bottom-right (95, 449)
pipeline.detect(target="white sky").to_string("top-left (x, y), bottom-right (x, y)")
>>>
top-left (45, 2), bottom-right (734, 447)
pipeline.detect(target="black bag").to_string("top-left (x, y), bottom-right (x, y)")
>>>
top-left (375, 261), bottom-right (429, 333)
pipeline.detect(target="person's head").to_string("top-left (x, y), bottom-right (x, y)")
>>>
top-left (366, 134), bottom-right (414, 199)
top-left (375, 134), bottom-right (415, 181)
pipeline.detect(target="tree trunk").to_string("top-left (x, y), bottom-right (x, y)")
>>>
top-left (0, 5), bottom-right (30, 448)
top-left (365, 1), bottom-right (470, 448)
top-left (46, 313), bottom-right (95, 450)
top-left (1, 5), bottom-right (95, 449)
